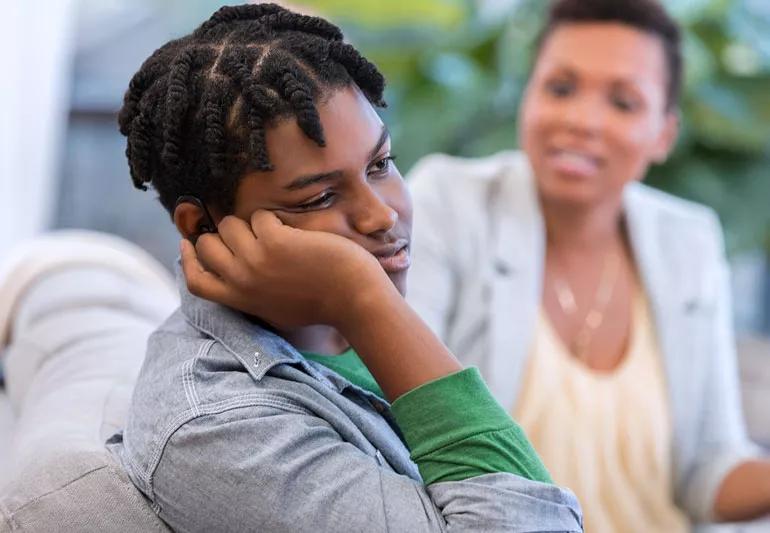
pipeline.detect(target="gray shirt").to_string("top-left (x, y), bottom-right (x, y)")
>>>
top-left (108, 274), bottom-right (583, 532)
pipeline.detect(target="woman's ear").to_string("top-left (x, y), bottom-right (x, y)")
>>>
top-left (173, 201), bottom-right (210, 241)
top-left (652, 111), bottom-right (680, 164)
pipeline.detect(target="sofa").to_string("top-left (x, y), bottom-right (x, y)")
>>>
top-left (0, 231), bottom-right (176, 532)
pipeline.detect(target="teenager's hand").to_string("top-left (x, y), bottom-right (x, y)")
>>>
top-left (182, 209), bottom-right (462, 401)
top-left (180, 210), bottom-right (392, 329)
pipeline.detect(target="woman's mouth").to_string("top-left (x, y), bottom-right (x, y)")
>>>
top-left (548, 148), bottom-right (602, 179)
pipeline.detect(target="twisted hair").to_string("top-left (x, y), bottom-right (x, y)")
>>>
top-left (118, 3), bottom-right (386, 214)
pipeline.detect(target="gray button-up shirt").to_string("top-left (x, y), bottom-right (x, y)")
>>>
top-left (108, 275), bottom-right (583, 532)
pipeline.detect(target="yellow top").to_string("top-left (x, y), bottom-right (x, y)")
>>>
top-left (514, 293), bottom-right (689, 533)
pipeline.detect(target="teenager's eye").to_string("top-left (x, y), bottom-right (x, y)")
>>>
top-left (369, 155), bottom-right (397, 176)
top-left (545, 79), bottom-right (575, 98)
top-left (296, 192), bottom-right (336, 211)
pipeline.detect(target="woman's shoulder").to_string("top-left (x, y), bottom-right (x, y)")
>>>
top-left (407, 150), bottom-right (533, 214)
top-left (626, 182), bottom-right (723, 240)
top-left (407, 150), bottom-right (530, 189)
top-left (625, 183), bottom-right (728, 280)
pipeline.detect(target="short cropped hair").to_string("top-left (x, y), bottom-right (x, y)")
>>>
top-left (535, 0), bottom-right (683, 110)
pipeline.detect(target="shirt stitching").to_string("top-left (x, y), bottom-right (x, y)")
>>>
top-left (181, 340), bottom-right (212, 416)
top-left (143, 395), bottom-right (313, 498)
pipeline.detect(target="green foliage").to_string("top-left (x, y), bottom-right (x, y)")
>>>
top-left (296, 0), bottom-right (770, 254)
top-left (291, 0), bottom-right (467, 28)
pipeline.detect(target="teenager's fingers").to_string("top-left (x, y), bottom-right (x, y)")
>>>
top-left (180, 239), bottom-right (232, 302)
top-left (250, 209), bottom-right (284, 237)
top-left (180, 239), bottom-right (205, 273)
top-left (195, 232), bottom-right (236, 278)
top-left (217, 215), bottom-right (256, 256)
top-left (270, 209), bottom-right (291, 226)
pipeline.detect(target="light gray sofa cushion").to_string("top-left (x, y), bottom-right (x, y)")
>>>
top-left (0, 232), bottom-right (177, 532)
top-left (0, 451), bottom-right (169, 532)
top-left (0, 394), bottom-right (15, 484)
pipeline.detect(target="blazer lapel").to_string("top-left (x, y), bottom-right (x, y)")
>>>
top-left (623, 184), bottom-right (703, 455)
top-left (487, 156), bottom-right (545, 409)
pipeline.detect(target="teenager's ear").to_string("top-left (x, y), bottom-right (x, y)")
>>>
top-left (173, 201), bottom-right (210, 241)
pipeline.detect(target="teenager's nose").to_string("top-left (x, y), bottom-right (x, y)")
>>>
top-left (352, 185), bottom-right (398, 236)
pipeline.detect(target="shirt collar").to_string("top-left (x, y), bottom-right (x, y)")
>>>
top-left (174, 263), bottom-right (391, 405)
top-left (176, 263), bottom-right (325, 382)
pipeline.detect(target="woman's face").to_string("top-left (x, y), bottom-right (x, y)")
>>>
top-left (519, 22), bottom-right (678, 207)
top-left (233, 85), bottom-right (413, 295)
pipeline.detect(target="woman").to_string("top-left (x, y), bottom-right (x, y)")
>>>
top-left (108, 4), bottom-right (582, 532)
top-left (406, 0), bottom-right (770, 531)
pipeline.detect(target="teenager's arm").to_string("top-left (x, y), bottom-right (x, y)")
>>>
top-left (178, 211), bottom-right (582, 530)
top-left (151, 399), bottom-right (581, 533)
top-left (181, 211), bottom-right (547, 480)
top-left (680, 220), bottom-right (769, 522)
top-left (182, 211), bottom-right (459, 401)
top-left (337, 278), bottom-right (460, 400)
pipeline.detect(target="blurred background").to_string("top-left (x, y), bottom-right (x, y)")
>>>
top-left (3, 0), bottom-right (769, 339)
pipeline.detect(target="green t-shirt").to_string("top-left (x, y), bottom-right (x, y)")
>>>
top-left (303, 349), bottom-right (551, 485)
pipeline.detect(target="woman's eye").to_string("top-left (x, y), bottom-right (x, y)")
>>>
top-left (545, 79), bottom-right (574, 98)
top-left (610, 93), bottom-right (640, 113)
top-left (297, 192), bottom-right (336, 211)
top-left (369, 155), bottom-right (397, 176)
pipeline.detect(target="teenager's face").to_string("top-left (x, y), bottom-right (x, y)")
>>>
top-left (233, 85), bottom-right (413, 295)
top-left (519, 22), bottom-right (678, 207)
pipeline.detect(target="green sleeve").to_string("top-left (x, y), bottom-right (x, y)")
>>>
top-left (390, 367), bottom-right (552, 485)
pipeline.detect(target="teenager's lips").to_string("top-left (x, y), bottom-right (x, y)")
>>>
top-left (371, 240), bottom-right (410, 273)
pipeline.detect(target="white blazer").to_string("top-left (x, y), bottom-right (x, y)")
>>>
top-left (406, 150), bottom-right (760, 521)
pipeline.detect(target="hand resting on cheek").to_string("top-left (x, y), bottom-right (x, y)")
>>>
top-left (180, 209), bottom-right (395, 330)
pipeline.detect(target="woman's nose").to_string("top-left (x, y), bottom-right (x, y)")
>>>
top-left (561, 93), bottom-right (607, 136)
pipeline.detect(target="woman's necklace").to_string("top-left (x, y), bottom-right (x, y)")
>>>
top-left (551, 250), bottom-right (621, 360)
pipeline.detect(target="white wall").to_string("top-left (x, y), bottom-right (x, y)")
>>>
top-left (0, 1), bottom-right (75, 260)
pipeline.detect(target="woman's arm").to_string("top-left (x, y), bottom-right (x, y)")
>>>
top-left (714, 460), bottom-right (770, 521)
top-left (678, 212), bottom-right (768, 522)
